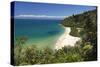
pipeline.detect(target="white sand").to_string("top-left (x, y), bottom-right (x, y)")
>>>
top-left (55, 27), bottom-right (81, 50)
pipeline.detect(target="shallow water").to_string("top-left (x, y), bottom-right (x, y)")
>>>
top-left (14, 19), bottom-right (65, 49)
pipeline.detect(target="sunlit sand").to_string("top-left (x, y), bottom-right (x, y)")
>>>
top-left (55, 27), bottom-right (81, 50)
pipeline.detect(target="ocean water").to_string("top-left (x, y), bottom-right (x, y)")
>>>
top-left (14, 19), bottom-right (65, 49)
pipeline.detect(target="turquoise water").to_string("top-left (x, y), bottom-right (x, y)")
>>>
top-left (14, 19), bottom-right (65, 49)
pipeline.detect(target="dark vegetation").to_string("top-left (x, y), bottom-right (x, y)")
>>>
top-left (14, 9), bottom-right (97, 65)
top-left (62, 9), bottom-right (97, 61)
top-left (14, 38), bottom-right (84, 65)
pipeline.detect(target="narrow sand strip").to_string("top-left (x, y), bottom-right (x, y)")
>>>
top-left (55, 27), bottom-right (81, 50)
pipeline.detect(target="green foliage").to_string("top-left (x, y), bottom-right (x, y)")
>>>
top-left (14, 36), bottom-right (96, 66)
top-left (62, 9), bottom-right (97, 28)
top-left (70, 27), bottom-right (80, 37)
top-left (61, 9), bottom-right (97, 61)
top-left (14, 35), bottom-right (85, 65)
top-left (15, 36), bottom-right (28, 47)
top-left (14, 44), bottom-right (84, 65)
top-left (14, 9), bottom-right (97, 66)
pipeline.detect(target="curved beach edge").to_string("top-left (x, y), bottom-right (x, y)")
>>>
top-left (55, 27), bottom-right (81, 50)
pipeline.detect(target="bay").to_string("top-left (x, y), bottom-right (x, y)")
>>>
top-left (14, 19), bottom-right (65, 49)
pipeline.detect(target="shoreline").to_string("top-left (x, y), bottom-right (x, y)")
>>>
top-left (55, 27), bottom-right (81, 50)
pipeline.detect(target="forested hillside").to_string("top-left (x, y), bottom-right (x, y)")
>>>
top-left (62, 9), bottom-right (97, 28)
top-left (61, 9), bottom-right (97, 61)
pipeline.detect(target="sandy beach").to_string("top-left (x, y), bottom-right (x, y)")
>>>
top-left (55, 27), bottom-right (81, 50)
